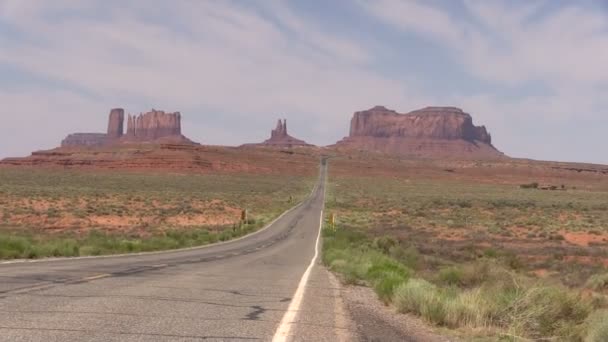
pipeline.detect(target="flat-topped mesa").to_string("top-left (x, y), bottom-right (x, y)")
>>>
top-left (336, 106), bottom-right (503, 159)
top-left (125, 109), bottom-right (182, 141)
top-left (350, 106), bottom-right (492, 144)
top-left (61, 133), bottom-right (107, 147)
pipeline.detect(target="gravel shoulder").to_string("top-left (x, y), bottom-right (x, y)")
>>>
top-left (333, 271), bottom-right (458, 342)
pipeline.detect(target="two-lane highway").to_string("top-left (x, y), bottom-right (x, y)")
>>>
top-left (0, 162), bottom-right (353, 341)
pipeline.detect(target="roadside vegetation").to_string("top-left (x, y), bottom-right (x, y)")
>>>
top-left (0, 168), bottom-right (313, 259)
top-left (324, 174), bottom-right (608, 341)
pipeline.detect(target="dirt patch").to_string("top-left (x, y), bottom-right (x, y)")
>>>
top-left (562, 231), bottom-right (608, 247)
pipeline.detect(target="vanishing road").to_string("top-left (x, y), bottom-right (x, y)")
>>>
top-left (0, 162), bottom-right (355, 341)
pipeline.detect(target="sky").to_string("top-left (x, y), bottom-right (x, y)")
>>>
top-left (0, 0), bottom-right (607, 164)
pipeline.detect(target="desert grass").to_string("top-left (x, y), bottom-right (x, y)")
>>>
top-left (0, 168), bottom-right (314, 259)
top-left (324, 172), bottom-right (608, 340)
top-left (324, 227), bottom-right (605, 341)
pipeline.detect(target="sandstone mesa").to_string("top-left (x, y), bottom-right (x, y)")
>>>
top-left (62, 108), bottom-right (193, 147)
top-left (3, 104), bottom-right (511, 172)
top-left (333, 106), bottom-right (504, 159)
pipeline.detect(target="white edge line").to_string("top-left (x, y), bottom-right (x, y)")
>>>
top-left (272, 209), bottom-right (323, 342)
top-left (0, 174), bottom-right (322, 265)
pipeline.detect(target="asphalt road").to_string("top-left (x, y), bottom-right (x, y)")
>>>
top-left (0, 162), bottom-right (354, 341)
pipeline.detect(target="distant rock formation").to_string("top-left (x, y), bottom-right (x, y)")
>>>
top-left (60, 108), bottom-right (193, 148)
top-left (61, 133), bottom-right (108, 147)
top-left (125, 110), bottom-right (182, 141)
top-left (243, 119), bottom-right (313, 148)
top-left (107, 108), bottom-right (125, 139)
top-left (271, 119), bottom-right (288, 140)
top-left (333, 106), bottom-right (504, 159)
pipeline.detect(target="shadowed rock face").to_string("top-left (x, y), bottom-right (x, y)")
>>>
top-left (107, 108), bottom-right (125, 139)
top-left (125, 110), bottom-right (182, 141)
top-left (271, 119), bottom-right (288, 139)
top-left (335, 106), bottom-right (504, 159)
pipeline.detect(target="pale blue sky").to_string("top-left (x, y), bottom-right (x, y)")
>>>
top-left (1, 0), bottom-right (607, 163)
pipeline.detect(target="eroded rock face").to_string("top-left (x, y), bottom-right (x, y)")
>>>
top-left (107, 108), bottom-right (125, 139)
top-left (125, 110), bottom-right (182, 140)
top-left (335, 106), bottom-right (503, 159)
top-left (349, 106), bottom-right (492, 144)
top-left (244, 119), bottom-right (313, 147)
top-left (60, 108), bottom-right (193, 147)
top-left (271, 119), bottom-right (288, 139)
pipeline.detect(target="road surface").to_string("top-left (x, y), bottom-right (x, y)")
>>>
top-left (0, 162), bottom-right (354, 341)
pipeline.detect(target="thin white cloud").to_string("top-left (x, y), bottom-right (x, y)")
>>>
top-left (0, 0), bottom-right (417, 156)
top-left (362, 0), bottom-right (608, 88)
top-left (1, 1), bottom-right (607, 164)
top-left (359, 0), bottom-right (608, 163)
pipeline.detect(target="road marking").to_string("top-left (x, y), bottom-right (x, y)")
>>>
top-left (272, 210), bottom-right (323, 342)
top-left (7, 283), bottom-right (54, 295)
top-left (80, 274), bottom-right (111, 282)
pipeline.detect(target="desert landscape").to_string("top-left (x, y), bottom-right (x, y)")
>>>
top-left (3, 3), bottom-right (606, 341)
top-left (1, 105), bottom-right (608, 340)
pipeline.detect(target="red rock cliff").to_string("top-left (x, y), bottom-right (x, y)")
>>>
top-left (335, 106), bottom-right (503, 159)
top-left (350, 106), bottom-right (492, 144)
top-left (125, 110), bottom-right (182, 140)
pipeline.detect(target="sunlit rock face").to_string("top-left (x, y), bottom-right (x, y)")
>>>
top-left (334, 106), bottom-right (504, 159)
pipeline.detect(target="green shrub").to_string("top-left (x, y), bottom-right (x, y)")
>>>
top-left (394, 279), bottom-right (448, 325)
top-left (389, 245), bottom-right (420, 269)
top-left (585, 273), bottom-right (608, 291)
top-left (0, 234), bottom-right (31, 259)
top-left (584, 310), bottom-right (608, 342)
top-left (46, 207), bottom-right (61, 218)
top-left (373, 271), bottom-right (408, 303)
top-left (483, 248), bottom-right (499, 258)
top-left (520, 182), bottom-right (539, 189)
top-left (438, 261), bottom-right (496, 288)
top-left (438, 267), bottom-right (464, 286)
top-left (394, 279), bottom-right (437, 313)
top-left (372, 236), bottom-right (398, 254)
top-left (444, 288), bottom-right (495, 328)
top-left (367, 259), bottom-right (411, 302)
top-left (505, 285), bottom-right (592, 339)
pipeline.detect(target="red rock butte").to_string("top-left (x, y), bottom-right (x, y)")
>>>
top-left (243, 119), bottom-right (313, 148)
top-left (333, 106), bottom-right (504, 159)
top-left (61, 108), bottom-right (194, 147)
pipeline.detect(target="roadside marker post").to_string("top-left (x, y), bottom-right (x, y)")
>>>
top-left (329, 213), bottom-right (336, 231)
top-left (241, 209), bottom-right (248, 223)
